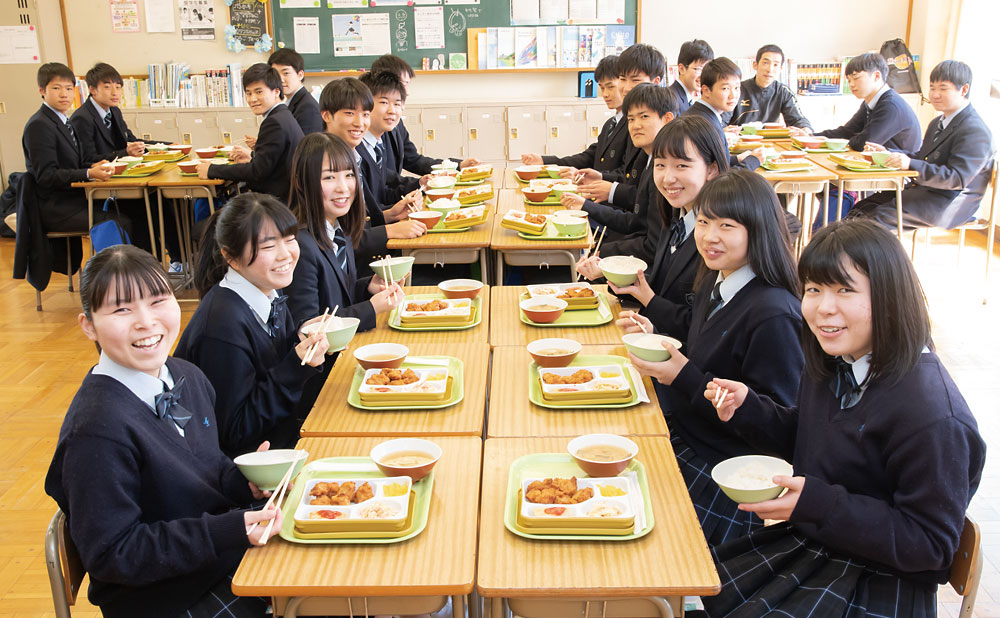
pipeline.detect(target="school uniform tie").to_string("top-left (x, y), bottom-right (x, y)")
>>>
top-left (829, 358), bottom-right (862, 409)
top-left (932, 119), bottom-right (945, 143)
top-left (267, 295), bottom-right (288, 337)
top-left (606, 116), bottom-right (617, 133)
top-left (64, 120), bottom-right (78, 148)
top-left (333, 227), bottom-right (349, 272)
top-left (374, 141), bottom-right (385, 167)
top-left (668, 218), bottom-right (686, 251)
top-left (104, 111), bottom-right (113, 130)
top-left (704, 281), bottom-right (724, 321)
top-left (154, 377), bottom-right (192, 430)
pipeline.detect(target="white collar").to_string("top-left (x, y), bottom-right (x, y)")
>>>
top-left (713, 263), bottom-right (756, 305)
top-left (219, 267), bottom-right (277, 333)
top-left (842, 352), bottom-right (872, 387)
top-left (866, 83), bottom-right (891, 109)
top-left (353, 148), bottom-right (362, 166)
top-left (43, 102), bottom-right (69, 124)
top-left (92, 351), bottom-right (174, 412)
top-left (941, 101), bottom-right (970, 129)
top-left (324, 219), bottom-right (343, 244)
top-left (613, 110), bottom-right (623, 123)
top-left (681, 208), bottom-right (697, 241)
top-left (89, 97), bottom-right (111, 117)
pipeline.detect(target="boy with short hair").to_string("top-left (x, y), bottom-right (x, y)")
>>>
top-left (814, 52), bottom-right (921, 151)
top-left (70, 62), bottom-right (147, 163)
top-left (267, 47), bottom-right (323, 136)
top-left (357, 70), bottom-right (422, 203)
top-left (849, 60), bottom-right (995, 230)
top-left (369, 54), bottom-right (478, 174)
top-left (728, 44), bottom-right (811, 130)
top-left (683, 57), bottom-right (762, 170)
top-left (671, 39), bottom-right (715, 114)
top-left (197, 63), bottom-right (303, 202)
top-left (521, 54), bottom-right (626, 171)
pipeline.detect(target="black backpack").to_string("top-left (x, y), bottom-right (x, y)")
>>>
top-left (0, 172), bottom-right (22, 238)
top-left (880, 38), bottom-right (922, 96)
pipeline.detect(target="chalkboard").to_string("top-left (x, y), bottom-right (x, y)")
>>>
top-left (268, 0), bottom-right (639, 74)
top-left (230, 0), bottom-right (269, 46)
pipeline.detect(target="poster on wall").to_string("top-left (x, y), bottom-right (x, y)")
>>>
top-left (0, 25), bottom-right (41, 63)
top-left (229, 0), bottom-right (267, 45)
top-left (110, 0), bottom-right (141, 33)
top-left (180, 0), bottom-right (215, 39)
top-left (144, 0), bottom-right (176, 32)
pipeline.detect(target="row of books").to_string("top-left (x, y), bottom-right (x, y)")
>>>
top-left (469, 25), bottom-right (635, 70)
top-left (177, 66), bottom-right (246, 108)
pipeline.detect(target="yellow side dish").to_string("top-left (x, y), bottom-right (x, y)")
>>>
top-left (598, 485), bottom-right (626, 497)
top-left (383, 482), bottom-right (408, 497)
top-left (427, 372), bottom-right (447, 381)
top-left (599, 370), bottom-right (620, 378)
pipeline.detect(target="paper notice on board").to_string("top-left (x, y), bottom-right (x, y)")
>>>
top-left (110, 0), bottom-right (140, 32)
top-left (510, 0), bottom-right (539, 22)
top-left (360, 13), bottom-right (391, 55)
top-left (568, 0), bottom-right (596, 21)
top-left (0, 25), bottom-right (40, 64)
top-left (328, 0), bottom-right (366, 7)
top-left (144, 0), bottom-right (175, 32)
top-left (180, 0), bottom-right (214, 39)
top-left (596, 0), bottom-right (624, 23)
top-left (413, 6), bottom-right (445, 49)
top-left (332, 14), bottom-right (362, 56)
top-left (280, 0), bottom-right (322, 8)
top-left (293, 17), bottom-right (320, 53)
top-left (539, 0), bottom-right (568, 23)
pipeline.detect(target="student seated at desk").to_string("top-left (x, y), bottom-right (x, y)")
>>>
top-left (285, 132), bottom-right (404, 415)
top-left (175, 193), bottom-right (329, 457)
top-left (562, 83), bottom-right (676, 264)
top-left (849, 60), bottom-right (995, 230)
top-left (521, 55), bottom-right (627, 173)
top-left (266, 47), bottom-right (324, 137)
top-left (319, 77), bottom-right (425, 272)
top-left (370, 54), bottom-right (479, 176)
top-left (702, 220), bottom-right (985, 617)
top-left (813, 52), bottom-right (921, 152)
top-left (580, 115), bottom-right (730, 346)
top-left (196, 63), bottom-right (304, 203)
top-left (572, 43), bottom-right (667, 209)
top-left (22, 62), bottom-right (116, 235)
top-left (357, 70), bottom-right (425, 203)
top-left (671, 39), bottom-right (715, 115)
top-left (45, 245), bottom-right (282, 618)
top-left (626, 170), bottom-right (804, 547)
top-left (727, 45), bottom-right (812, 131)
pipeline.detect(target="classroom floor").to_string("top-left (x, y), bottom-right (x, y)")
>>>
top-left (0, 231), bottom-right (998, 618)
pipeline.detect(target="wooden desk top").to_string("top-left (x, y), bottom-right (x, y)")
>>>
top-left (476, 437), bottom-right (719, 598)
top-left (232, 436), bottom-right (481, 597)
top-left (71, 174), bottom-right (154, 189)
top-left (300, 341), bottom-right (489, 437)
top-left (352, 286), bottom-right (490, 346)
top-left (794, 150), bottom-right (920, 181)
top-left (487, 344), bottom-right (666, 438)
top-left (387, 202), bottom-right (495, 250)
top-left (489, 285), bottom-right (623, 347)
top-left (756, 163), bottom-right (838, 183)
top-left (147, 164), bottom-right (225, 187)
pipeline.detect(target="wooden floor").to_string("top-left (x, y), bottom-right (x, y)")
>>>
top-left (0, 232), bottom-right (998, 617)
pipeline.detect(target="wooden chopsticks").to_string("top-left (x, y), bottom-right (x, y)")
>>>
top-left (301, 305), bottom-right (337, 366)
top-left (576, 226), bottom-right (607, 282)
top-left (629, 314), bottom-right (647, 334)
top-left (713, 387), bottom-right (730, 410)
top-left (246, 459), bottom-right (296, 542)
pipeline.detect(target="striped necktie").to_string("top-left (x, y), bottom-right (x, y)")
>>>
top-left (374, 141), bottom-right (385, 167)
top-left (154, 377), bottom-right (192, 430)
top-left (333, 227), bottom-right (349, 272)
top-left (932, 119), bottom-right (945, 143)
top-left (705, 281), bottom-right (724, 321)
top-left (64, 120), bottom-right (78, 148)
top-left (104, 112), bottom-right (113, 130)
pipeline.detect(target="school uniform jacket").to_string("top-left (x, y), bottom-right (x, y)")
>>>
top-left (816, 87), bottom-right (921, 152)
top-left (45, 358), bottom-right (254, 618)
top-left (286, 87), bottom-right (324, 135)
top-left (381, 130), bottom-right (422, 203)
top-left (600, 144), bottom-right (649, 211)
top-left (585, 160), bottom-right (660, 264)
top-left (640, 228), bottom-right (700, 343)
top-left (173, 286), bottom-right (321, 457)
top-left (728, 78), bottom-right (812, 130)
top-left (207, 104), bottom-right (304, 202)
top-left (69, 98), bottom-right (141, 163)
top-left (355, 144), bottom-right (391, 269)
top-left (542, 112), bottom-right (630, 172)
top-left (21, 104), bottom-right (91, 229)
top-left (895, 104), bottom-right (995, 229)
top-left (670, 80), bottom-right (693, 115)
top-left (681, 102), bottom-right (761, 171)
top-left (666, 276), bottom-right (803, 467)
top-left (729, 352), bottom-right (986, 585)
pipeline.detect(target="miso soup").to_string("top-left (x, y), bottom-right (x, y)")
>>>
top-left (575, 444), bottom-right (632, 463)
top-left (380, 451), bottom-right (435, 467)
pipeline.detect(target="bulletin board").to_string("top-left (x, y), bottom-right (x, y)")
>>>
top-left (268, 0), bottom-right (639, 74)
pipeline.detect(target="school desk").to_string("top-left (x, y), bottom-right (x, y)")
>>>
top-left (300, 342), bottom-right (489, 437)
top-left (71, 173), bottom-right (159, 261)
top-left (487, 344), bottom-right (666, 438)
top-left (755, 159), bottom-right (837, 249)
top-left (488, 284), bottom-right (623, 347)
top-left (492, 189), bottom-right (592, 283)
top-left (386, 199), bottom-right (495, 284)
top-left (232, 436), bottom-right (481, 618)
top-left (477, 437), bottom-right (719, 618)
top-left (352, 285), bottom-right (491, 346)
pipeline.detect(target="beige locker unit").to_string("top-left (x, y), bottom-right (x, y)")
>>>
top-left (401, 107), bottom-right (423, 155)
top-left (506, 105), bottom-right (546, 161)
top-left (465, 106), bottom-right (506, 161)
top-left (121, 111), bottom-right (140, 136)
top-left (134, 111), bottom-right (180, 143)
top-left (176, 111), bottom-right (220, 146)
top-left (217, 110), bottom-right (260, 145)
top-left (586, 105), bottom-right (616, 142)
top-left (419, 107), bottom-right (464, 160)
top-left (545, 105), bottom-right (588, 157)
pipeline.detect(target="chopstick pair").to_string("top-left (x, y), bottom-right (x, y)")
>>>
top-left (300, 305), bottom-right (338, 366)
top-left (713, 387), bottom-right (730, 410)
top-left (379, 256), bottom-right (399, 302)
top-left (246, 459), bottom-right (296, 543)
top-left (629, 314), bottom-right (647, 334)
top-left (576, 226), bottom-right (607, 282)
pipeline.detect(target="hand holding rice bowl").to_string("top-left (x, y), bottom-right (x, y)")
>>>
top-left (368, 255), bottom-right (415, 282)
top-left (711, 455), bottom-right (794, 504)
top-left (301, 315), bottom-right (360, 351)
top-left (622, 332), bottom-right (683, 362)
top-left (234, 449), bottom-right (308, 491)
top-left (599, 256), bottom-right (648, 287)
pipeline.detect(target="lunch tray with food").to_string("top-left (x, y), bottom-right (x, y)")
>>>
top-left (456, 165), bottom-right (493, 183)
top-left (518, 291), bottom-right (613, 327)
top-left (112, 161), bottom-right (166, 177)
top-left (729, 141), bottom-right (761, 153)
top-left (753, 128), bottom-right (791, 138)
top-left (760, 159), bottom-right (815, 173)
top-left (454, 183), bottom-right (494, 204)
top-left (142, 150), bottom-right (188, 162)
top-left (526, 282), bottom-right (600, 310)
top-left (829, 152), bottom-right (898, 172)
top-left (397, 297), bottom-right (474, 324)
top-left (528, 355), bottom-right (641, 409)
top-left (279, 457), bottom-right (433, 543)
top-left (294, 476), bottom-right (414, 533)
top-left (347, 356), bottom-right (464, 411)
top-left (516, 221), bottom-right (588, 241)
top-left (504, 453), bottom-right (653, 540)
top-left (502, 211), bottom-right (550, 235)
top-left (389, 294), bottom-right (482, 331)
top-left (442, 204), bottom-right (489, 228)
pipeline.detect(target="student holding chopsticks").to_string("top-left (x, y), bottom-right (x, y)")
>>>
top-left (699, 219), bottom-right (985, 617)
top-left (175, 193), bottom-right (329, 457)
top-left (625, 170), bottom-right (804, 547)
top-left (45, 245), bottom-right (281, 618)
top-left (285, 132), bottom-right (404, 414)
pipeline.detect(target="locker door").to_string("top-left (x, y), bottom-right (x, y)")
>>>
top-left (465, 106), bottom-right (506, 161)
top-left (402, 105), bottom-right (423, 153)
top-left (134, 112), bottom-right (180, 143)
top-left (506, 106), bottom-right (546, 161)
top-left (419, 107), bottom-right (464, 159)
top-left (176, 112), bottom-right (220, 146)
top-left (586, 105), bottom-right (615, 142)
top-left (217, 110), bottom-right (260, 145)
top-left (545, 105), bottom-right (588, 156)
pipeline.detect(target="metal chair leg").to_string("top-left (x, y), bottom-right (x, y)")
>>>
top-left (36, 289), bottom-right (42, 312)
top-left (65, 238), bottom-right (74, 292)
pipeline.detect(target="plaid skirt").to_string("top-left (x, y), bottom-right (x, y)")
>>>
top-left (703, 522), bottom-right (936, 618)
top-left (668, 420), bottom-right (764, 546)
top-left (180, 573), bottom-right (269, 618)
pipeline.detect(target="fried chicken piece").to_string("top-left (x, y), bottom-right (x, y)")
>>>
top-left (541, 370), bottom-right (594, 385)
top-left (525, 213), bottom-right (546, 225)
top-left (328, 494), bottom-right (351, 506)
top-left (310, 482), bottom-right (339, 496)
top-left (353, 482), bottom-right (374, 503)
top-left (366, 372), bottom-right (390, 386)
top-left (558, 287), bottom-right (595, 299)
top-left (552, 477), bottom-right (577, 494)
top-left (310, 495), bottom-right (334, 505)
top-left (405, 302), bottom-right (423, 312)
top-left (571, 487), bottom-right (594, 503)
top-left (336, 481), bottom-right (357, 503)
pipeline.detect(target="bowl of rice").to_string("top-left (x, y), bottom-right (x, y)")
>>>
top-left (711, 455), bottom-right (793, 503)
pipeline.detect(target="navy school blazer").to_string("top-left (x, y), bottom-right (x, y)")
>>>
top-left (21, 104), bottom-right (91, 228)
top-left (816, 87), bottom-right (921, 152)
top-left (641, 226), bottom-right (701, 344)
top-left (70, 98), bottom-right (143, 163)
top-left (286, 87), bottom-right (324, 136)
